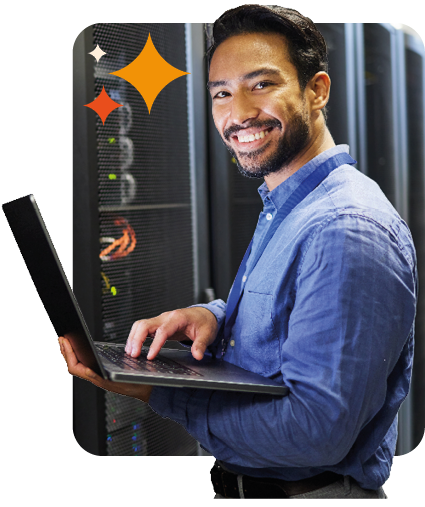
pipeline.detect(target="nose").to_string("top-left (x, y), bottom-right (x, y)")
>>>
top-left (230, 92), bottom-right (260, 126)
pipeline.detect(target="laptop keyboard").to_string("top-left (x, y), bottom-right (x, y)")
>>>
top-left (96, 344), bottom-right (203, 377)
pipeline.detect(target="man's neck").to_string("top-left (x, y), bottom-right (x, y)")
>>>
top-left (264, 127), bottom-right (336, 191)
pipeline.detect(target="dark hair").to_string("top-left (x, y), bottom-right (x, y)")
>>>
top-left (206, 4), bottom-right (328, 91)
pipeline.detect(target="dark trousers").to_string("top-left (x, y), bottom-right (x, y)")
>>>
top-left (214, 475), bottom-right (387, 499)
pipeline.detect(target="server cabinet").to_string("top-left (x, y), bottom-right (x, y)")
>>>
top-left (73, 23), bottom-right (209, 455)
top-left (362, 24), bottom-right (409, 220)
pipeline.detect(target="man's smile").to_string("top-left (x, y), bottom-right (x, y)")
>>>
top-left (232, 126), bottom-right (274, 148)
top-left (224, 122), bottom-right (281, 154)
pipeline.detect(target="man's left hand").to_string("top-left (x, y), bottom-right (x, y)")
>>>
top-left (59, 336), bottom-right (153, 403)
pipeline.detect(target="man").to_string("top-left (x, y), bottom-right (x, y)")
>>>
top-left (60, 5), bottom-right (416, 499)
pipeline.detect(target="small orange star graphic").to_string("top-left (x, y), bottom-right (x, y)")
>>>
top-left (84, 86), bottom-right (123, 125)
top-left (110, 33), bottom-right (189, 114)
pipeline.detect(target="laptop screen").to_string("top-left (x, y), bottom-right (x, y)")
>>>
top-left (3, 195), bottom-right (104, 375)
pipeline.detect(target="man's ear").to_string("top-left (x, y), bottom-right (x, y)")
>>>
top-left (306, 72), bottom-right (331, 112)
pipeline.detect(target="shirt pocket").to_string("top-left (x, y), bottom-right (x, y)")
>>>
top-left (236, 290), bottom-right (281, 376)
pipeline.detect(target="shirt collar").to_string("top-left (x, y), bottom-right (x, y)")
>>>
top-left (257, 145), bottom-right (350, 210)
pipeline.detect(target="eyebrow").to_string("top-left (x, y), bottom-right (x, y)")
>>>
top-left (207, 68), bottom-right (281, 91)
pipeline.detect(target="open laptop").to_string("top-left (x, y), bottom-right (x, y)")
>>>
top-left (3, 195), bottom-right (288, 396)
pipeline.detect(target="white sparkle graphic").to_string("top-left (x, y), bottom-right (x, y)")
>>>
top-left (89, 44), bottom-right (107, 62)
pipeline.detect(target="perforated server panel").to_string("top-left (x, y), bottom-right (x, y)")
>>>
top-left (95, 24), bottom-right (195, 341)
top-left (73, 23), bottom-right (208, 456)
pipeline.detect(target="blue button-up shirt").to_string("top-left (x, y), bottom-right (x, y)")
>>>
top-left (149, 145), bottom-right (417, 490)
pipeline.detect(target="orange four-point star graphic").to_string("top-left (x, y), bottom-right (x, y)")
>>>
top-left (110, 33), bottom-right (189, 114)
top-left (84, 86), bottom-right (123, 125)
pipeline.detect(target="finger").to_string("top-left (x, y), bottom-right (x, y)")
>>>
top-left (126, 320), bottom-right (151, 354)
top-left (146, 312), bottom-right (188, 360)
top-left (190, 335), bottom-right (211, 361)
top-left (188, 310), bottom-right (220, 360)
top-left (126, 320), bottom-right (142, 353)
top-left (191, 343), bottom-right (206, 361)
top-left (61, 337), bottom-right (79, 370)
top-left (126, 319), bottom-right (146, 351)
top-left (126, 318), bottom-right (162, 357)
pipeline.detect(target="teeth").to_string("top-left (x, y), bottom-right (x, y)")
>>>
top-left (238, 128), bottom-right (269, 143)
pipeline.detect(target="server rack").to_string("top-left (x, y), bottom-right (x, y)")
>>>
top-left (362, 24), bottom-right (409, 220)
top-left (73, 23), bottom-right (210, 455)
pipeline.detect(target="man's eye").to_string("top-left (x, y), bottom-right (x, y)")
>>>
top-left (213, 91), bottom-right (230, 99)
top-left (254, 81), bottom-right (272, 90)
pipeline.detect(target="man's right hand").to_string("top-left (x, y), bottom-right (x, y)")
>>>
top-left (125, 307), bottom-right (219, 361)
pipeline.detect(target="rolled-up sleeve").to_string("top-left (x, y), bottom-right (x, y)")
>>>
top-left (149, 213), bottom-right (416, 469)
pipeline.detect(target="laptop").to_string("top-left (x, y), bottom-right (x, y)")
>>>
top-left (3, 195), bottom-right (288, 396)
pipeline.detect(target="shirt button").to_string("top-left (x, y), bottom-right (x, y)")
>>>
top-left (242, 275), bottom-right (247, 283)
top-left (230, 340), bottom-right (235, 347)
top-left (266, 213), bottom-right (273, 220)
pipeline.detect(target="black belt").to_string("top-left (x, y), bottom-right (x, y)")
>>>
top-left (210, 461), bottom-right (343, 499)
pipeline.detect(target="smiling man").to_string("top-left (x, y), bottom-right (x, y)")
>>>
top-left (61, 5), bottom-right (417, 499)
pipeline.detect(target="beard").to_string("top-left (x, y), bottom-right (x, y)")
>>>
top-left (222, 108), bottom-right (311, 179)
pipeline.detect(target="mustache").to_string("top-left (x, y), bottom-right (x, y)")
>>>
top-left (223, 119), bottom-right (281, 141)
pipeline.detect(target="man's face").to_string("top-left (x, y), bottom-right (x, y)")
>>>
top-left (208, 32), bottom-right (311, 178)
